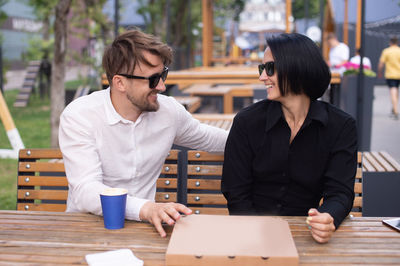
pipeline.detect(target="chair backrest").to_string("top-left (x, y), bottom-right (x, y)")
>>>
top-left (186, 150), bottom-right (228, 215)
top-left (17, 148), bottom-right (179, 212)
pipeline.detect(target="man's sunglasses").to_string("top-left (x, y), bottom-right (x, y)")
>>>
top-left (258, 61), bottom-right (275, 76)
top-left (117, 66), bottom-right (168, 89)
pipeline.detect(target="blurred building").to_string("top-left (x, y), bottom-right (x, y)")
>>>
top-left (0, 0), bottom-right (42, 69)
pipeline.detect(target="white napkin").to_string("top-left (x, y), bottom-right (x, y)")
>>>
top-left (85, 249), bottom-right (143, 266)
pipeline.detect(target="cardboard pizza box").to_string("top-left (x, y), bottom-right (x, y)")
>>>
top-left (166, 215), bottom-right (299, 265)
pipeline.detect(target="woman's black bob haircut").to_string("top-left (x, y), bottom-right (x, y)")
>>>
top-left (266, 33), bottom-right (331, 101)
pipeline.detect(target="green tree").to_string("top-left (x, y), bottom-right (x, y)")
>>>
top-left (292, 0), bottom-right (321, 19)
top-left (137, 0), bottom-right (244, 69)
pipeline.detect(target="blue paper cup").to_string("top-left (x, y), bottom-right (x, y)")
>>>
top-left (100, 188), bottom-right (128, 230)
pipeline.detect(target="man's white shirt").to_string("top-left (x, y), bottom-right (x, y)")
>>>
top-left (59, 88), bottom-right (228, 220)
top-left (329, 42), bottom-right (350, 67)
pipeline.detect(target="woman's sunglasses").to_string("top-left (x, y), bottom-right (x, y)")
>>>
top-left (117, 66), bottom-right (169, 89)
top-left (258, 61), bottom-right (275, 77)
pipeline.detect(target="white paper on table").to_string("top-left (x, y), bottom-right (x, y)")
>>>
top-left (85, 249), bottom-right (144, 266)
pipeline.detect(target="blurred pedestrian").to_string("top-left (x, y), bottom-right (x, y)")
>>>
top-left (327, 33), bottom-right (349, 73)
top-left (350, 48), bottom-right (371, 69)
top-left (378, 37), bottom-right (400, 120)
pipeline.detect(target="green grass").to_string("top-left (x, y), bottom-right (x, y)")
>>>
top-left (0, 89), bottom-right (51, 210)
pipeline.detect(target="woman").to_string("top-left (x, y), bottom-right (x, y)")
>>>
top-left (221, 33), bottom-right (357, 243)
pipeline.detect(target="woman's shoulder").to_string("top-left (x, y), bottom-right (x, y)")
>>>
top-left (236, 99), bottom-right (274, 119)
top-left (321, 101), bottom-right (355, 121)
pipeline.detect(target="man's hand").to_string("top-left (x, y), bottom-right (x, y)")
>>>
top-left (139, 202), bottom-right (192, 237)
top-left (306, 208), bottom-right (335, 243)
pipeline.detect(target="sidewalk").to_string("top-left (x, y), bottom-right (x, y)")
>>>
top-left (371, 85), bottom-right (400, 162)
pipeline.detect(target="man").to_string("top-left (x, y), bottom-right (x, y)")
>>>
top-left (378, 37), bottom-right (400, 120)
top-left (326, 33), bottom-right (350, 106)
top-left (59, 29), bottom-right (228, 237)
top-left (350, 48), bottom-right (371, 69)
top-left (327, 33), bottom-right (349, 71)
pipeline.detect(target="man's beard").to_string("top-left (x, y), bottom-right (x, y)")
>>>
top-left (127, 91), bottom-right (160, 112)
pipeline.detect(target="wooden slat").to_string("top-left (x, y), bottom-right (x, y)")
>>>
top-left (191, 207), bottom-right (229, 215)
top-left (18, 176), bottom-right (68, 186)
top-left (166, 149), bottom-right (179, 160)
top-left (187, 179), bottom-right (221, 190)
top-left (19, 149), bottom-right (63, 159)
top-left (354, 182), bottom-right (362, 194)
top-left (160, 164), bottom-right (178, 175)
top-left (362, 155), bottom-right (376, 172)
top-left (355, 168), bottom-right (362, 179)
top-left (16, 203), bottom-right (66, 212)
top-left (17, 190), bottom-right (68, 201)
top-left (354, 196), bottom-right (362, 208)
top-left (155, 192), bottom-right (177, 202)
top-left (187, 165), bottom-right (222, 176)
top-left (156, 178), bottom-right (177, 189)
top-left (187, 194), bottom-right (227, 205)
top-left (187, 150), bottom-right (224, 161)
top-left (19, 161), bottom-right (65, 173)
top-left (364, 152), bottom-right (385, 172)
top-left (379, 151), bottom-right (400, 171)
top-left (370, 151), bottom-right (395, 171)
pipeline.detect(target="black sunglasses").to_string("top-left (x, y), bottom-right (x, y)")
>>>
top-left (117, 66), bottom-right (168, 89)
top-left (258, 61), bottom-right (275, 76)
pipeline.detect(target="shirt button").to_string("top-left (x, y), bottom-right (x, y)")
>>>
top-left (280, 186), bottom-right (286, 192)
top-left (277, 203), bottom-right (282, 208)
top-left (282, 172), bottom-right (286, 177)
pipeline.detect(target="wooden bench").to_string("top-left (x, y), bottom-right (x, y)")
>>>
top-left (17, 149), bottom-right (363, 217)
top-left (362, 151), bottom-right (400, 172)
top-left (361, 151), bottom-right (400, 217)
top-left (17, 149), bottom-right (179, 211)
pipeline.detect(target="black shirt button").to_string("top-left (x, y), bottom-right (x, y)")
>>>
top-left (277, 203), bottom-right (282, 208)
top-left (280, 186), bottom-right (285, 192)
top-left (282, 172), bottom-right (286, 177)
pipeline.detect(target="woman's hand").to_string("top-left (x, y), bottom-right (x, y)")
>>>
top-left (306, 208), bottom-right (335, 243)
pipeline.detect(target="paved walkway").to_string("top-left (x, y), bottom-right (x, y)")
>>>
top-left (371, 85), bottom-right (400, 162)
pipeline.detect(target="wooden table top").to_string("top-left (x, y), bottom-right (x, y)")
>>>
top-left (1, 211), bottom-right (399, 265)
top-left (165, 67), bottom-right (341, 86)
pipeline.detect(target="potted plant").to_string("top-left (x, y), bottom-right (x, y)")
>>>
top-left (340, 62), bottom-right (376, 151)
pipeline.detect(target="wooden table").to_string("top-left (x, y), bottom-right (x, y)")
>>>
top-left (165, 66), bottom-right (261, 87)
top-left (184, 84), bottom-right (261, 113)
top-left (166, 67), bottom-right (341, 87)
top-left (1, 211), bottom-right (399, 265)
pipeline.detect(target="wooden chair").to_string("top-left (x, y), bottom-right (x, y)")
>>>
top-left (17, 148), bottom-right (179, 212)
top-left (186, 150), bottom-right (228, 215)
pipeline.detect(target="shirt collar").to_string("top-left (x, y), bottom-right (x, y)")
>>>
top-left (305, 100), bottom-right (329, 127)
top-left (104, 87), bottom-right (133, 125)
top-left (265, 100), bottom-right (328, 132)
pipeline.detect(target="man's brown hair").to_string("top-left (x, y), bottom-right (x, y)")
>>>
top-left (102, 29), bottom-right (173, 86)
top-left (390, 37), bottom-right (398, 45)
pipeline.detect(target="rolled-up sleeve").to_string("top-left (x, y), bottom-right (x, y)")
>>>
top-left (173, 99), bottom-right (228, 152)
